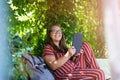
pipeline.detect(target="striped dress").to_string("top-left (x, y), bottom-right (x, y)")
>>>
top-left (43, 42), bottom-right (105, 80)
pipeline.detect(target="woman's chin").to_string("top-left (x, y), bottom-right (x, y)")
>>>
top-left (54, 39), bottom-right (61, 42)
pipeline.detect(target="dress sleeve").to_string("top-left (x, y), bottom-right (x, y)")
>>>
top-left (42, 44), bottom-right (55, 57)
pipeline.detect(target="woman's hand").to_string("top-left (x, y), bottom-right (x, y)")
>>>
top-left (68, 46), bottom-right (76, 57)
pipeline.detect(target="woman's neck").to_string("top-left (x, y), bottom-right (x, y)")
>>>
top-left (53, 41), bottom-right (59, 48)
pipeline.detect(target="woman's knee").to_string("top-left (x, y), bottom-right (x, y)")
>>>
top-left (82, 42), bottom-right (92, 49)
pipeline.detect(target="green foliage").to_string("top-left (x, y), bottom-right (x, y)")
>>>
top-left (9, 35), bottom-right (28, 80)
top-left (8, 0), bottom-right (79, 56)
top-left (11, 54), bottom-right (28, 80)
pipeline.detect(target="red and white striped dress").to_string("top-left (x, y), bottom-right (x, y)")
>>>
top-left (43, 42), bottom-right (105, 80)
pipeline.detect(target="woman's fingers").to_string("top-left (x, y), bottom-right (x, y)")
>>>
top-left (72, 46), bottom-right (75, 49)
top-left (69, 46), bottom-right (76, 56)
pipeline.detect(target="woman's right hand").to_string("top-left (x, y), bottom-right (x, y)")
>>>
top-left (68, 46), bottom-right (76, 57)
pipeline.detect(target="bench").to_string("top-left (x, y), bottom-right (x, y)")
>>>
top-left (96, 58), bottom-right (111, 80)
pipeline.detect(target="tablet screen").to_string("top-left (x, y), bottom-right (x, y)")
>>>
top-left (72, 33), bottom-right (83, 53)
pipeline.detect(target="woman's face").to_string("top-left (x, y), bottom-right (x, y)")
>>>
top-left (50, 25), bottom-right (62, 43)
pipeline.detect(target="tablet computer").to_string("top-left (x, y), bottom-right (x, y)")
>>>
top-left (72, 33), bottom-right (83, 53)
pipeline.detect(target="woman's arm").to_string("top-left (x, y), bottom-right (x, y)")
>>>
top-left (43, 47), bottom-right (76, 70)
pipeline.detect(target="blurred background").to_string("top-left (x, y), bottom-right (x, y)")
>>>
top-left (1, 0), bottom-right (114, 80)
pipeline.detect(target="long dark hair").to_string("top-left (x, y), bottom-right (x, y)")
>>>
top-left (47, 24), bottom-right (68, 53)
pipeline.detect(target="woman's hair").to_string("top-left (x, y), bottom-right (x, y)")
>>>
top-left (47, 24), bottom-right (68, 53)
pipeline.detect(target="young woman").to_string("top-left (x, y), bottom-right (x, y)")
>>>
top-left (42, 24), bottom-right (105, 80)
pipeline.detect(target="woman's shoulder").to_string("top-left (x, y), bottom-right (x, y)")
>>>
top-left (44, 44), bottom-right (53, 50)
top-left (43, 44), bottom-right (55, 57)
